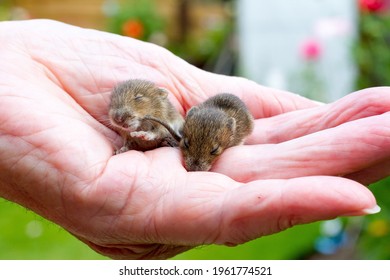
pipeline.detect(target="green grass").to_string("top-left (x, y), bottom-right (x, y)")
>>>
top-left (174, 223), bottom-right (320, 260)
top-left (0, 200), bottom-right (106, 260)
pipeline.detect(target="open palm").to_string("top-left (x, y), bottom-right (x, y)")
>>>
top-left (0, 20), bottom-right (388, 259)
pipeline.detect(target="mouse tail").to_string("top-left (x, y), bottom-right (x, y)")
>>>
top-left (143, 115), bottom-right (182, 142)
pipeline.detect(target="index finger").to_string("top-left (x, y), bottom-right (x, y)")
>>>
top-left (246, 87), bottom-right (390, 144)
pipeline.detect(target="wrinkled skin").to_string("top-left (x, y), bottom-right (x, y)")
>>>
top-left (0, 20), bottom-right (389, 260)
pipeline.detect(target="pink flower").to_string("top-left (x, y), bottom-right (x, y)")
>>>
top-left (359, 0), bottom-right (388, 13)
top-left (300, 39), bottom-right (322, 61)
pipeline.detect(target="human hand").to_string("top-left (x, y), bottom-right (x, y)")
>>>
top-left (214, 87), bottom-right (390, 185)
top-left (0, 20), bottom-right (386, 260)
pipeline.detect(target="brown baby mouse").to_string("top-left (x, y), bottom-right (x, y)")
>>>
top-left (180, 93), bottom-right (254, 171)
top-left (108, 79), bottom-right (184, 153)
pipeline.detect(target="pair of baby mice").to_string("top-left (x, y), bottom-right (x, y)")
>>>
top-left (108, 79), bottom-right (254, 171)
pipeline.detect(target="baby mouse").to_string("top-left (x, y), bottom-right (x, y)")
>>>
top-left (108, 79), bottom-right (184, 153)
top-left (180, 93), bottom-right (254, 171)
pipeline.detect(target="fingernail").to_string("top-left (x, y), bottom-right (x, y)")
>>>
top-left (362, 205), bottom-right (381, 215)
top-left (341, 205), bottom-right (381, 217)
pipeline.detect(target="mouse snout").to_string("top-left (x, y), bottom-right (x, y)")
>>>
top-left (111, 111), bottom-right (138, 128)
top-left (184, 158), bottom-right (211, 172)
top-left (111, 112), bottom-right (126, 125)
top-left (115, 117), bottom-right (127, 127)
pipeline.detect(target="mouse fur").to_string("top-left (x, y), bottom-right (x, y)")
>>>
top-left (180, 93), bottom-right (254, 171)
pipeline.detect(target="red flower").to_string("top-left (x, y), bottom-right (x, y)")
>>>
top-left (300, 39), bottom-right (322, 61)
top-left (122, 19), bottom-right (144, 39)
top-left (359, 0), bottom-right (387, 12)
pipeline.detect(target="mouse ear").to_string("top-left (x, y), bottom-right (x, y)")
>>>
top-left (186, 106), bottom-right (199, 118)
top-left (226, 117), bottom-right (236, 133)
top-left (157, 87), bottom-right (169, 98)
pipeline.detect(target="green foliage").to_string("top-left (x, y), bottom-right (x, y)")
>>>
top-left (355, 11), bottom-right (390, 89)
top-left (0, 0), bottom-right (11, 20)
top-left (168, 21), bottom-right (232, 68)
top-left (106, 0), bottom-right (232, 68)
top-left (353, 5), bottom-right (390, 260)
top-left (106, 0), bottom-right (164, 40)
top-left (358, 177), bottom-right (390, 259)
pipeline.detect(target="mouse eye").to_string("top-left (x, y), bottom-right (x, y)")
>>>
top-left (134, 95), bottom-right (143, 101)
top-left (210, 146), bottom-right (220, 155)
top-left (183, 138), bottom-right (189, 149)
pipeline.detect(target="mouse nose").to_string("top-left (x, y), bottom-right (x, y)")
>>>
top-left (185, 159), bottom-right (210, 172)
top-left (113, 112), bottom-right (125, 124)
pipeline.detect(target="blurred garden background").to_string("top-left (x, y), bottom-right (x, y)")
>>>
top-left (0, 0), bottom-right (390, 260)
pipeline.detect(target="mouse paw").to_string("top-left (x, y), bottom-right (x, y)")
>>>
top-left (130, 131), bottom-right (156, 141)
